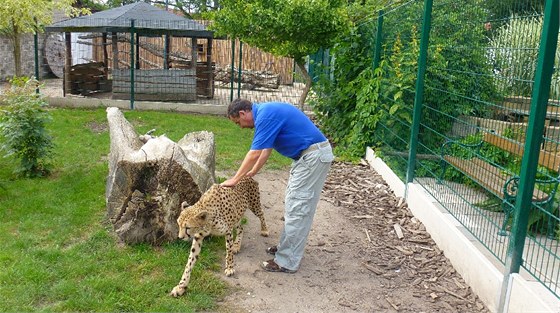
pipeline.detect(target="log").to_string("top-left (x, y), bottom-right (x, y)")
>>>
top-left (105, 107), bottom-right (216, 245)
top-left (79, 33), bottom-right (192, 64)
top-left (68, 62), bottom-right (106, 95)
top-left (214, 66), bottom-right (280, 89)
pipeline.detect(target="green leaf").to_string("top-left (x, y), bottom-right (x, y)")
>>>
top-left (389, 104), bottom-right (400, 115)
top-left (393, 90), bottom-right (403, 101)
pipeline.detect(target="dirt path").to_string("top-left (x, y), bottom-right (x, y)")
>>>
top-left (213, 162), bottom-right (489, 313)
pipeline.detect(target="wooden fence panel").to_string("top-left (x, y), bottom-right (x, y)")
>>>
top-left (92, 34), bottom-right (295, 85)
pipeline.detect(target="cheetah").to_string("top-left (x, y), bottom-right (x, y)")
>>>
top-left (170, 177), bottom-right (269, 297)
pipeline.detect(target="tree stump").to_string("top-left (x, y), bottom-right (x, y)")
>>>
top-left (105, 107), bottom-right (216, 245)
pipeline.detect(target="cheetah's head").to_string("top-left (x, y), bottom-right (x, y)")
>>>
top-left (177, 201), bottom-right (209, 240)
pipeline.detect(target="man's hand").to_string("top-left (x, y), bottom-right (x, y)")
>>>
top-left (221, 149), bottom-right (268, 187)
top-left (221, 177), bottom-right (239, 187)
top-left (245, 170), bottom-right (256, 178)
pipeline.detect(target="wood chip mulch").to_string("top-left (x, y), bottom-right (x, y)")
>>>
top-left (322, 161), bottom-right (489, 313)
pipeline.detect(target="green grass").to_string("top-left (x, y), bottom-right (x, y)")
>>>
top-left (0, 107), bottom-right (291, 312)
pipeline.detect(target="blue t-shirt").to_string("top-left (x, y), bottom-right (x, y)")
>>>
top-left (250, 102), bottom-right (327, 159)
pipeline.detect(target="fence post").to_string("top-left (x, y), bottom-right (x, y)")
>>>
top-left (130, 19), bottom-right (135, 110)
top-left (34, 30), bottom-right (39, 94)
top-left (406, 0), bottom-right (433, 184)
top-left (230, 38), bottom-right (236, 102)
top-left (372, 10), bottom-right (384, 71)
top-left (64, 32), bottom-right (71, 97)
top-left (498, 0), bottom-right (559, 311)
top-left (238, 41), bottom-right (243, 98)
top-left (164, 34), bottom-right (170, 69)
top-left (163, 0), bottom-right (169, 70)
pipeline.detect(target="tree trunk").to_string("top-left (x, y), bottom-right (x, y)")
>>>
top-left (296, 61), bottom-right (312, 110)
top-left (9, 19), bottom-right (22, 77)
top-left (105, 107), bottom-right (216, 245)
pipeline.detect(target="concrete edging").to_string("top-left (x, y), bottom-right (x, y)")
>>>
top-left (45, 96), bottom-right (227, 115)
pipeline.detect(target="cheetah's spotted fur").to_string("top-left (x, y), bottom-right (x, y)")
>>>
top-left (170, 177), bottom-right (269, 297)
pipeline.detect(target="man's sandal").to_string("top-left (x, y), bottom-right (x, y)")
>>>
top-left (261, 259), bottom-right (296, 273)
top-left (266, 246), bottom-right (278, 255)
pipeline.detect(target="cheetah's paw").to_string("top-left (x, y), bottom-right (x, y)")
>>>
top-left (224, 268), bottom-right (235, 277)
top-left (170, 285), bottom-right (186, 297)
top-left (232, 244), bottom-right (241, 254)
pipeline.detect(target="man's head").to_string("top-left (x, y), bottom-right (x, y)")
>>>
top-left (227, 98), bottom-right (254, 128)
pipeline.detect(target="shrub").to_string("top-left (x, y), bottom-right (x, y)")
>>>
top-left (312, 0), bottom-right (498, 160)
top-left (489, 13), bottom-right (560, 99)
top-left (0, 77), bottom-right (54, 177)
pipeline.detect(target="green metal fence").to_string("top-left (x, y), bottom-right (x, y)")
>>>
top-left (336, 0), bottom-right (560, 302)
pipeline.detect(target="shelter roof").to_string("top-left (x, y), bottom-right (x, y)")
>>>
top-left (45, 2), bottom-right (213, 38)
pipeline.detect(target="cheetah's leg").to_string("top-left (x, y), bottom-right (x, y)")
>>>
top-left (247, 187), bottom-right (269, 237)
top-left (232, 222), bottom-right (244, 254)
top-left (170, 235), bottom-right (204, 297)
top-left (224, 231), bottom-right (237, 276)
top-left (250, 206), bottom-right (269, 237)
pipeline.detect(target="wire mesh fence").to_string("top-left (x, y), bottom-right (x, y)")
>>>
top-left (39, 15), bottom-right (304, 110)
top-left (326, 0), bottom-right (560, 300)
top-left (423, 0), bottom-right (560, 298)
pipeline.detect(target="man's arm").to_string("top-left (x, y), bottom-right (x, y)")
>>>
top-left (221, 149), bottom-right (262, 187)
top-left (246, 148), bottom-right (272, 177)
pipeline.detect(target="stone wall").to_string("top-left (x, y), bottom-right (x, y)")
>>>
top-left (0, 33), bottom-right (51, 81)
top-left (1, 11), bottom-right (67, 81)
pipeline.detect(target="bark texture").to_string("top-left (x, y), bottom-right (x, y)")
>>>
top-left (105, 107), bottom-right (215, 245)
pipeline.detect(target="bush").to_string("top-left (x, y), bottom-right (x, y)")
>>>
top-left (489, 13), bottom-right (560, 99)
top-left (312, 0), bottom-right (498, 160)
top-left (0, 77), bottom-right (54, 177)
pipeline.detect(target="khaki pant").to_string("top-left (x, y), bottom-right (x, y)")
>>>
top-left (274, 143), bottom-right (333, 271)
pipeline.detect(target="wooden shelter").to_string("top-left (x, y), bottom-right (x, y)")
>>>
top-left (45, 2), bottom-right (214, 101)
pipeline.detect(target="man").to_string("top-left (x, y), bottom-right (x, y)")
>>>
top-left (221, 98), bottom-right (333, 273)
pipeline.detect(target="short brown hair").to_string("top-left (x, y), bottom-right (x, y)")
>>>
top-left (227, 98), bottom-right (253, 118)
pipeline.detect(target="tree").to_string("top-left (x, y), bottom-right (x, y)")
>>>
top-left (484, 0), bottom-right (544, 21)
top-left (104, 0), bottom-right (219, 19)
top-left (0, 0), bottom-right (88, 77)
top-left (75, 0), bottom-right (108, 12)
top-left (162, 0), bottom-right (219, 19)
top-left (209, 0), bottom-right (349, 108)
top-left (312, 0), bottom-right (497, 159)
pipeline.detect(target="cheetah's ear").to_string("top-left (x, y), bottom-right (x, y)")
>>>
top-left (180, 201), bottom-right (189, 210)
top-left (195, 211), bottom-right (208, 222)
